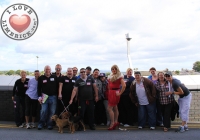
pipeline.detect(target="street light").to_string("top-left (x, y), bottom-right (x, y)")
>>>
top-left (125, 33), bottom-right (133, 69)
top-left (36, 56), bottom-right (39, 70)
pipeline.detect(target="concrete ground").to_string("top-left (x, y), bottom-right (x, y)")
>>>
top-left (0, 121), bottom-right (200, 140)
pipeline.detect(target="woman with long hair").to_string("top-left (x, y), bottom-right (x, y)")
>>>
top-left (155, 72), bottom-right (174, 132)
top-left (107, 65), bottom-right (126, 130)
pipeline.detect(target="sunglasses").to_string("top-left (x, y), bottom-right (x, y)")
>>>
top-left (80, 71), bottom-right (85, 73)
top-left (56, 68), bottom-right (60, 71)
top-left (165, 75), bottom-right (171, 77)
top-left (73, 70), bottom-right (77, 71)
top-left (111, 68), bottom-right (117, 71)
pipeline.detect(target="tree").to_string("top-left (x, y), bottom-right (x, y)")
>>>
top-left (193, 61), bottom-right (200, 72)
top-left (105, 72), bottom-right (110, 77)
top-left (175, 70), bottom-right (180, 75)
top-left (40, 71), bottom-right (45, 75)
top-left (6, 70), bottom-right (15, 75)
top-left (26, 71), bottom-right (30, 75)
top-left (15, 70), bottom-right (21, 75)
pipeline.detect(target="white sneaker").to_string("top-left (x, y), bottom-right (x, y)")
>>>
top-left (124, 124), bottom-right (130, 127)
top-left (26, 123), bottom-right (31, 129)
top-left (100, 123), bottom-right (104, 126)
top-left (150, 127), bottom-right (155, 130)
top-left (138, 126), bottom-right (142, 129)
top-left (107, 121), bottom-right (110, 126)
top-left (19, 123), bottom-right (25, 128)
top-left (31, 123), bottom-right (36, 128)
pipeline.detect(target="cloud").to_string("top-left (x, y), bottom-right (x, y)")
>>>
top-left (0, 0), bottom-right (200, 72)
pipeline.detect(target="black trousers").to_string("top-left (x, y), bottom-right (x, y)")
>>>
top-left (118, 95), bottom-right (137, 125)
top-left (14, 96), bottom-right (25, 126)
top-left (94, 99), bottom-right (107, 124)
top-left (156, 99), bottom-right (163, 125)
top-left (79, 100), bottom-right (94, 127)
top-left (160, 102), bottom-right (173, 128)
top-left (25, 95), bottom-right (38, 117)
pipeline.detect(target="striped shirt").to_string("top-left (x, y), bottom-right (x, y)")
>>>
top-left (155, 81), bottom-right (174, 105)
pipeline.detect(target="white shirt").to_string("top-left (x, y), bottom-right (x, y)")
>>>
top-left (136, 81), bottom-right (149, 105)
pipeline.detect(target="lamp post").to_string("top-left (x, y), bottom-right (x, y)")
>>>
top-left (125, 33), bottom-right (133, 69)
top-left (36, 56), bottom-right (39, 70)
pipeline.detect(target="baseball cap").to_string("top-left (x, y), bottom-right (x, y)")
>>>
top-left (165, 71), bottom-right (172, 76)
top-left (134, 71), bottom-right (141, 75)
top-left (99, 73), bottom-right (106, 77)
top-left (86, 66), bottom-right (92, 71)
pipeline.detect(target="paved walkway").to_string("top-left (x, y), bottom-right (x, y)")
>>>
top-left (0, 121), bottom-right (200, 140)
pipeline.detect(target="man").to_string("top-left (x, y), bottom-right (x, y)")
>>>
top-left (164, 71), bottom-right (192, 132)
top-left (148, 67), bottom-right (163, 127)
top-left (130, 71), bottom-right (156, 130)
top-left (72, 67), bottom-right (78, 78)
top-left (69, 68), bottom-right (98, 130)
top-left (12, 70), bottom-right (29, 127)
top-left (52, 64), bottom-right (62, 78)
top-left (92, 69), bottom-right (106, 125)
top-left (57, 68), bottom-right (77, 115)
top-left (25, 70), bottom-right (40, 129)
top-left (37, 65), bottom-right (58, 130)
top-left (52, 64), bottom-right (63, 117)
top-left (77, 66), bottom-right (92, 79)
top-left (86, 66), bottom-right (92, 77)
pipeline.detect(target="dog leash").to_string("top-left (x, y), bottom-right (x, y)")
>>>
top-left (59, 100), bottom-right (71, 117)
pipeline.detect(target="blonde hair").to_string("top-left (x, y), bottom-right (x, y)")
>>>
top-left (109, 65), bottom-right (121, 82)
top-left (126, 68), bottom-right (133, 75)
top-left (20, 70), bottom-right (26, 75)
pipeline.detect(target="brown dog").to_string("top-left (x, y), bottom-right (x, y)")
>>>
top-left (61, 112), bottom-right (86, 131)
top-left (51, 115), bottom-right (75, 134)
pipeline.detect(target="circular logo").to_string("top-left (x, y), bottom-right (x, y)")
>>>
top-left (1, 3), bottom-right (39, 40)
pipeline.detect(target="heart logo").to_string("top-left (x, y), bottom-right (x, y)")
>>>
top-left (9, 14), bottom-right (31, 33)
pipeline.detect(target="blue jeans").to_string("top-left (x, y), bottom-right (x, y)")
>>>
top-left (138, 102), bottom-right (156, 127)
top-left (38, 95), bottom-right (57, 128)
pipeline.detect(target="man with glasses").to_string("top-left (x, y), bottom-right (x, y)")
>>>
top-left (69, 68), bottom-right (98, 130)
top-left (77, 66), bottom-right (92, 79)
top-left (130, 71), bottom-right (157, 130)
top-left (164, 71), bottom-right (192, 133)
top-left (52, 64), bottom-right (62, 78)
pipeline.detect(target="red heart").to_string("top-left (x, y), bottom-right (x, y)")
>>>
top-left (9, 14), bottom-right (31, 33)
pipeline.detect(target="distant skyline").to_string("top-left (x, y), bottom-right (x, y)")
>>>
top-left (0, 0), bottom-right (200, 71)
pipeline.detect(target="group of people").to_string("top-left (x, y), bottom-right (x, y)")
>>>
top-left (12, 65), bottom-right (192, 133)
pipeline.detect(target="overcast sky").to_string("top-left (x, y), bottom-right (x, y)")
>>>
top-left (0, 0), bottom-right (200, 72)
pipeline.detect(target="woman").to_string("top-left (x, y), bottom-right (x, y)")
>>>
top-left (118, 68), bottom-right (135, 127)
top-left (148, 67), bottom-right (163, 127)
top-left (99, 73), bottom-right (110, 126)
top-left (12, 70), bottom-right (29, 127)
top-left (148, 67), bottom-right (158, 84)
top-left (155, 72), bottom-right (174, 132)
top-left (164, 71), bottom-right (192, 133)
top-left (130, 71), bottom-right (156, 130)
top-left (107, 65), bottom-right (126, 130)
